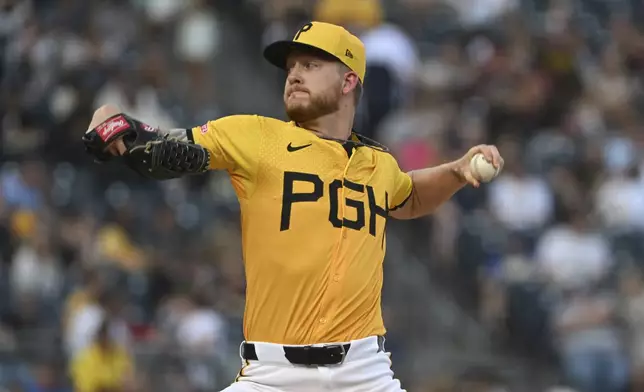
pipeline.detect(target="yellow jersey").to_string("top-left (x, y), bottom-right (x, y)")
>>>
top-left (70, 343), bottom-right (133, 392)
top-left (191, 115), bottom-right (412, 344)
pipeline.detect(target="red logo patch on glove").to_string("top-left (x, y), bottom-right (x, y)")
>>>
top-left (96, 115), bottom-right (130, 142)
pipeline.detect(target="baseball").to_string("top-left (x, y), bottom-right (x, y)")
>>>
top-left (469, 153), bottom-right (500, 183)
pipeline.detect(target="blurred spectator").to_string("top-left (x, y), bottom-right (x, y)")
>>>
top-left (18, 361), bottom-right (70, 392)
top-left (61, 269), bottom-right (103, 338)
top-left (10, 230), bottom-right (64, 307)
top-left (620, 267), bottom-right (644, 391)
top-left (313, 0), bottom-right (383, 32)
top-left (70, 319), bottom-right (134, 392)
top-left (535, 207), bottom-right (613, 291)
top-left (94, 207), bottom-right (147, 273)
top-left (175, 293), bottom-right (227, 356)
top-left (1, 160), bottom-right (46, 212)
top-left (174, 0), bottom-right (221, 65)
top-left (93, 68), bottom-right (177, 131)
top-left (595, 163), bottom-right (644, 232)
top-left (488, 137), bottom-right (554, 235)
top-left (138, 0), bottom-right (187, 25)
top-left (416, 40), bottom-right (474, 94)
top-left (552, 286), bottom-right (628, 392)
top-left (446, 0), bottom-right (518, 30)
top-left (376, 85), bottom-right (452, 171)
top-left (360, 21), bottom-right (420, 137)
top-left (66, 291), bottom-right (131, 359)
top-left (175, 293), bottom-right (227, 390)
top-left (586, 45), bottom-right (635, 121)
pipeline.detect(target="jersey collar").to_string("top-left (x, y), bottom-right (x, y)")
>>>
top-left (291, 122), bottom-right (389, 152)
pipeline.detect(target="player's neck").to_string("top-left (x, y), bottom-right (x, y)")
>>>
top-left (299, 109), bottom-right (354, 141)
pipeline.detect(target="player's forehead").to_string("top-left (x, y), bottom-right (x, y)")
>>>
top-left (285, 48), bottom-right (339, 68)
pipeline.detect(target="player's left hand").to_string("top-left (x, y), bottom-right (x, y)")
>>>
top-left (453, 144), bottom-right (504, 188)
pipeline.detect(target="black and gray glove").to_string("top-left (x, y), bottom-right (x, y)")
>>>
top-left (82, 113), bottom-right (211, 180)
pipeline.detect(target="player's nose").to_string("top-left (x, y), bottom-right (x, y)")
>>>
top-left (287, 67), bottom-right (303, 85)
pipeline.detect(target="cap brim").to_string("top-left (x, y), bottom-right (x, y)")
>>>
top-left (263, 41), bottom-right (340, 71)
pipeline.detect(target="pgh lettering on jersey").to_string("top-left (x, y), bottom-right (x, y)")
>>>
top-left (191, 115), bottom-right (412, 345)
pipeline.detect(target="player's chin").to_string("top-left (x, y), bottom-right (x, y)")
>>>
top-left (286, 104), bottom-right (314, 123)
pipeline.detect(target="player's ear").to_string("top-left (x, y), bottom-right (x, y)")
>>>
top-left (342, 72), bottom-right (359, 96)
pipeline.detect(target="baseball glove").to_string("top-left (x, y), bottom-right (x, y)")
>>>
top-left (82, 113), bottom-right (211, 180)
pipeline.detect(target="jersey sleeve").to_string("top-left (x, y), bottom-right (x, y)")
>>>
top-left (388, 157), bottom-right (413, 211)
top-left (190, 115), bottom-right (262, 180)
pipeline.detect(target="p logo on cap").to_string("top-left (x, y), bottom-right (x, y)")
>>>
top-left (294, 23), bottom-right (313, 40)
top-left (263, 21), bottom-right (366, 83)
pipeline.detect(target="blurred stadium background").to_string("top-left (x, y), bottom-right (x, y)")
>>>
top-left (2, 0), bottom-right (644, 391)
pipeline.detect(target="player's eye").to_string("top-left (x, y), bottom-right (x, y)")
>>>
top-left (304, 61), bottom-right (318, 70)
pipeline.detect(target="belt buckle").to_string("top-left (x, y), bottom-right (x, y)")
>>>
top-left (338, 344), bottom-right (347, 365)
top-left (327, 344), bottom-right (347, 365)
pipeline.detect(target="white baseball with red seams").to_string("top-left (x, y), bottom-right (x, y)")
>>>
top-left (469, 153), bottom-right (500, 182)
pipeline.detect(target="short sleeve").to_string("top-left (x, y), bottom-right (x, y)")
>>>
top-left (190, 115), bottom-right (262, 180)
top-left (388, 156), bottom-right (413, 211)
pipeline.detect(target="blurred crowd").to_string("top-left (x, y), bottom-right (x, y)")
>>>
top-left (0, 0), bottom-right (255, 391)
top-left (2, 0), bottom-right (644, 391)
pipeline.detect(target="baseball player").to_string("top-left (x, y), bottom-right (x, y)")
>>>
top-left (83, 21), bottom-right (503, 392)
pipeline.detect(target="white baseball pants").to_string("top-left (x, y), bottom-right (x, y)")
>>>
top-left (221, 336), bottom-right (406, 392)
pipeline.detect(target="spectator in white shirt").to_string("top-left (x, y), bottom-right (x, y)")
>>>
top-left (174, 0), bottom-right (221, 64)
top-left (535, 207), bottom-right (613, 291)
top-left (488, 138), bottom-right (554, 233)
top-left (176, 294), bottom-right (227, 356)
top-left (596, 164), bottom-right (644, 232)
top-left (175, 293), bottom-right (228, 390)
top-left (10, 233), bottom-right (63, 303)
top-left (66, 291), bottom-right (131, 359)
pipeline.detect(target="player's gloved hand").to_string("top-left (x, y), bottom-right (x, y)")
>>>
top-left (451, 144), bottom-right (504, 188)
top-left (83, 105), bottom-right (210, 180)
top-left (82, 106), bottom-right (156, 163)
top-left (83, 106), bottom-right (160, 165)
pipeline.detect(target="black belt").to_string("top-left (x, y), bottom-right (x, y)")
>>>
top-left (241, 336), bottom-right (385, 366)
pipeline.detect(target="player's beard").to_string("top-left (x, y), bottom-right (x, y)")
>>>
top-left (285, 85), bottom-right (342, 123)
